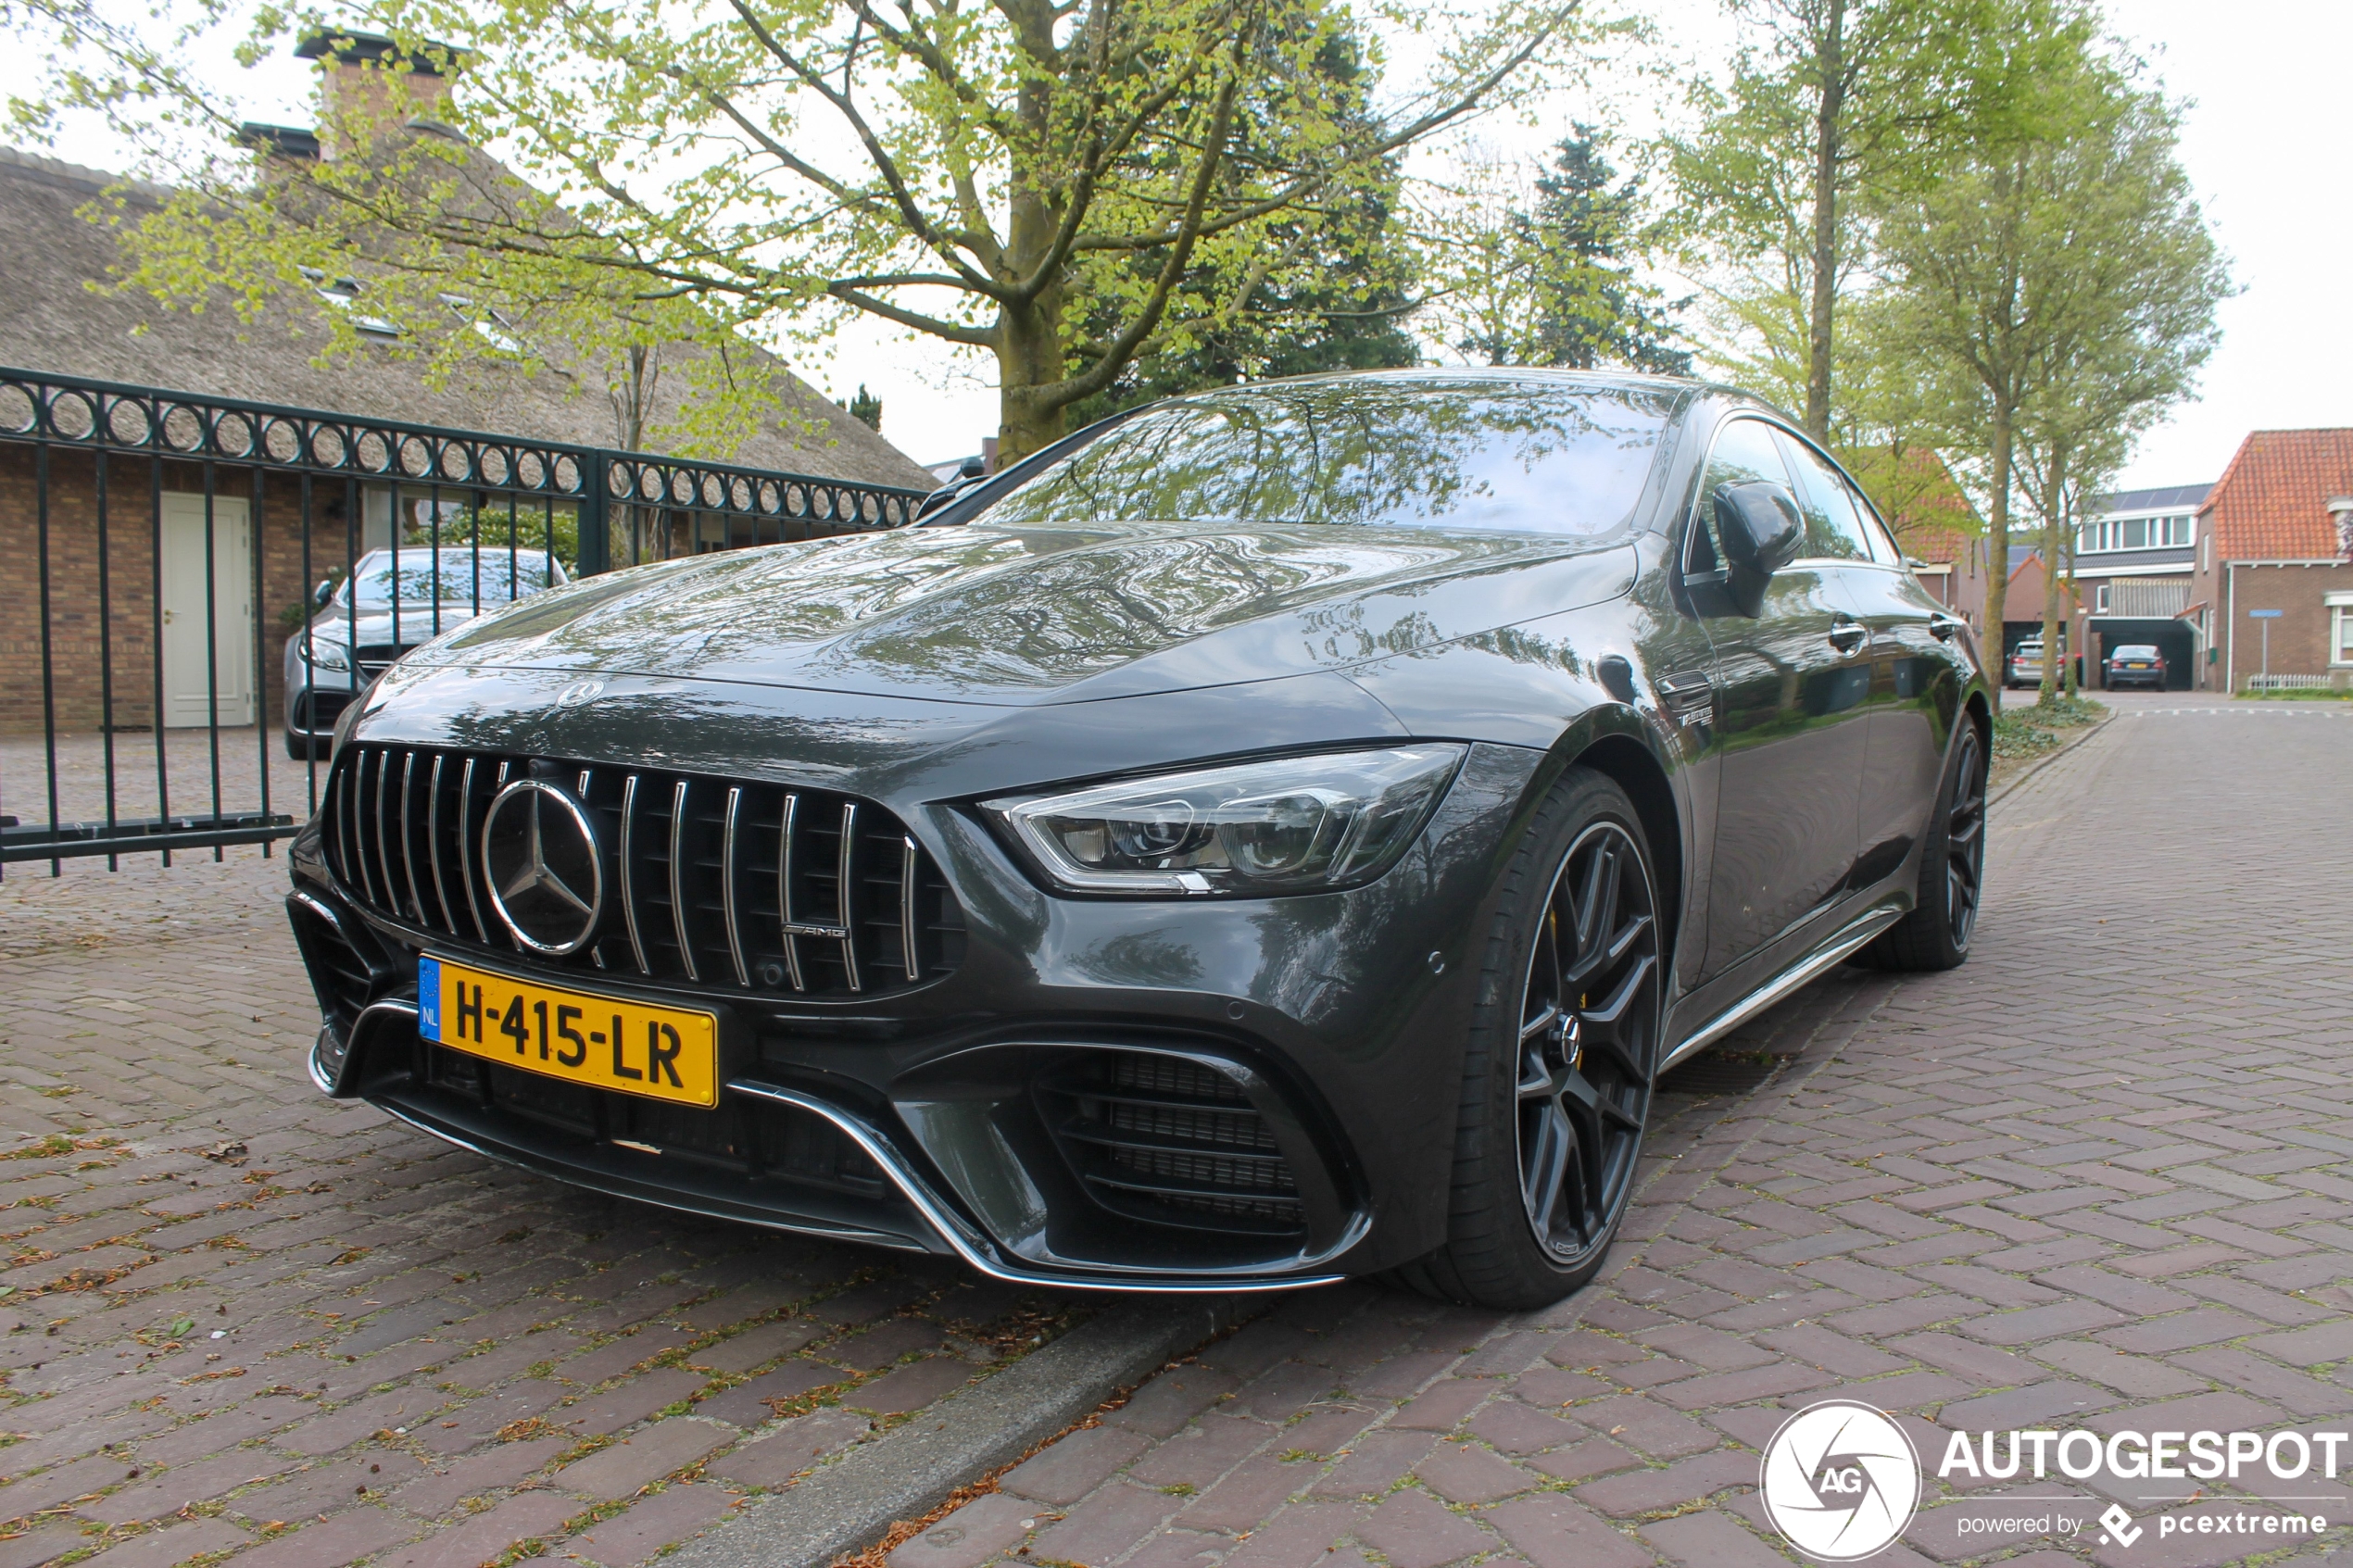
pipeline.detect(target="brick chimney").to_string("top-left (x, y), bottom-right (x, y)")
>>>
top-left (295, 30), bottom-right (460, 159)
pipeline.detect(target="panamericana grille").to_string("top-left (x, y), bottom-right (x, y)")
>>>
top-left (353, 643), bottom-right (408, 678)
top-left (1039, 1052), bottom-right (1305, 1237)
top-left (323, 743), bottom-right (964, 997)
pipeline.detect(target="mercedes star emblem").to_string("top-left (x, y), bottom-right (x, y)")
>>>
top-left (481, 779), bottom-right (605, 955)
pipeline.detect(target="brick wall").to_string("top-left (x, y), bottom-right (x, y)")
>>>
top-left (0, 445), bottom-right (358, 735)
top-left (2218, 560), bottom-right (2353, 688)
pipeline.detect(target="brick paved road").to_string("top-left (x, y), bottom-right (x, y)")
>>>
top-left (885, 701), bottom-right (2353, 1568)
top-left (7, 700), bottom-right (2351, 1568)
top-left (0, 857), bottom-right (1087, 1567)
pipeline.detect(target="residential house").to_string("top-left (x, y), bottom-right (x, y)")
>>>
top-left (1, 40), bottom-right (932, 736)
top-left (2062, 484), bottom-right (2209, 690)
top-left (2182, 430), bottom-right (2353, 691)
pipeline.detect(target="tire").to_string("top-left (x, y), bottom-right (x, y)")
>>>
top-left (1386, 768), bottom-right (1664, 1311)
top-left (1852, 718), bottom-right (1985, 972)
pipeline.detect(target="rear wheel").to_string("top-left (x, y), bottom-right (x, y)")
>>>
top-left (1853, 720), bottom-right (1985, 972)
top-left (1389, 770), bottom-right (1662, 1311)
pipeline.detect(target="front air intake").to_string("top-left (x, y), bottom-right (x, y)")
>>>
top-left (1038, 1051), bottom-right (1307, 1238)
top-left (321, 745), bottom-right (965, 999)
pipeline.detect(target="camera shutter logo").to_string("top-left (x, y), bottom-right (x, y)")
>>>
top-left (481, 780), bottom-right (605, 955)
top-left (1760, 1400), bottom-right (1921, 1561)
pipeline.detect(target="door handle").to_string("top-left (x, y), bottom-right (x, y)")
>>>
top-left (1928, 612), bottom-right (1964, 642)
top-left (1828, 617), bottom-right (1867, 655)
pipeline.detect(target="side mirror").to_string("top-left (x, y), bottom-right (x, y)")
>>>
top-left (312, 579), bottom-right (335, 608)
top-left (1713, 482), bottom-right (1804, 575)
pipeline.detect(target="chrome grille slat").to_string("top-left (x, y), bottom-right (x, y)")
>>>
top-left (900, 835), bottom-right (920, 982)
top-left (722, 786), bottom-right (751, 987)
top-left (458, 757), bottom-right (488, 943)
top-left (620, 772), bottom-right (651, 975)
top-left (670, 779), bottom-right (699, 984)
top-left (426, 753), bottom-right (453, 935)
top-left (371, 748), bottom-right (396, 919)
top-left (325, 746), bottom-right (958, 998)
top-left (837, 802), bottom-right (862, 993)
top-left (777, 792), bottom-right (807, 992)
top-left (399, 751), bottom-right (425, 928)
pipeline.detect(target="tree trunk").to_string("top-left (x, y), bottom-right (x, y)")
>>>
top-left (1982, 397), bottom-right (2013, 714)
top-left (1804, 0), bottom-right (1847, 441)
top-left (2038, 508), bottom-right (2063, 706)
top-left (994, 295), bottom-right (1070, 465)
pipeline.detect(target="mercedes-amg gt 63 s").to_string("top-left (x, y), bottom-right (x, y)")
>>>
top-left (286, 370), bottom-right (1990, 1309)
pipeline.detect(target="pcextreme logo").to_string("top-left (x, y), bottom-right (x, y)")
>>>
top-left (1760, 1401), bottom-right (1922, 1562)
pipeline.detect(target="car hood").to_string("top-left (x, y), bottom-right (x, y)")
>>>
top-left (407, 520), bottom-right (1637, 706)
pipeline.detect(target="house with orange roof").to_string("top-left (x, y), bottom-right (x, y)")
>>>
top-left (2181, 430), bottom-right (2353, 691)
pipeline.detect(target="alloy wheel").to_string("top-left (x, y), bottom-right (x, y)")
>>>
top-left (1515, 820), bottom-right (1660, 1265)
top-left (1944, 727), bottom-right (1986, 948)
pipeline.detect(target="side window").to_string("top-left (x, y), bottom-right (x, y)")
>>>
top-left (1688, 418), bottom-right (1795, 574)
top-left (1774, 433), bottom-right (1876, 561)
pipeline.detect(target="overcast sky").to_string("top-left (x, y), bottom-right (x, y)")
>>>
top-left (39, 0), bottom-right (2351, 487)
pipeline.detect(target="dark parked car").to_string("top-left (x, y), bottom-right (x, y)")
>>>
top-left (286, 370), bottom-right (1989, 1309)
top-left (2104, 643), bottom-right (2167, 689)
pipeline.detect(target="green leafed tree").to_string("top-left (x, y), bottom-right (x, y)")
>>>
top-left (14, 0), bottom-right (1583, 463)
top-left (1420, 127), bottom-right (1688, 373)
top-left (1060, 29), bottom-right (1423, 428)
top-left (1662, 0), bottom-right (2065, 439)
top-left (1870, 18), bottom-right (2229, 709)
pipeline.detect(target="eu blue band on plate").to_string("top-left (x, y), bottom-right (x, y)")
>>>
top-left (418, 956), bottom-right (442, 1040)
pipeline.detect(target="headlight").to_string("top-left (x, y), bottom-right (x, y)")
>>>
top-left (987, 745), bottom-right (1466, 897)
top-left (303, 639), bottom-right (353, 671)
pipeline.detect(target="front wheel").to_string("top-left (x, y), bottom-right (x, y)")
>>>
top-left (1853, 719), bottom-right (1985, 972)
top-left (1388, 769), bottom-right (1663, 1311)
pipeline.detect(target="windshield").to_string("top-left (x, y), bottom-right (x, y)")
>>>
top-left (343, 549), bottom-right (562, 608)
top-left (976, 377), bottom-right (1678, 537)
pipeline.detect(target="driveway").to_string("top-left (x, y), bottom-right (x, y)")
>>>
top-left (4, 698), bottom-right (2349, 1568)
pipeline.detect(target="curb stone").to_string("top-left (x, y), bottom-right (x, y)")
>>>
top-left (662, 1296), bottom-right (1249, 1568)
top-left (1985, 704), bottom-right (2111, 808)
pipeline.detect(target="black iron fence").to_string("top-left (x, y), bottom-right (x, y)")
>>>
top-left (0, 365), bottom-right (928, 875)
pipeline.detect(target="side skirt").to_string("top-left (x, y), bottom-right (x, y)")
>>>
top-left (1658, 903), bottom-right (1905, 1073)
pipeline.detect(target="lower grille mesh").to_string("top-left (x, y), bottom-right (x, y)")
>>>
top-left (1039, 1052), bottom-right (1305, 1236)
top-left (423, 1045), bottom-right (886, 1194)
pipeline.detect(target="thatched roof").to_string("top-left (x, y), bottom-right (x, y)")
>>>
top-left (0, 145), bottom-right (933, 490)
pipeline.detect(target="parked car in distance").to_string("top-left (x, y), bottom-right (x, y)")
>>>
top-left (2006, 636), bottom-right (2068, 690)
top-left (288, 370), bottom-right (1992, 1310)
top-left (283, 546), bottom-right (567, 758)
top-left (2103, 644), bottom-right (2167, 690)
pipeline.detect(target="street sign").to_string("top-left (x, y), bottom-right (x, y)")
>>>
top-left (2248, 608), bottom-right (2284, 619)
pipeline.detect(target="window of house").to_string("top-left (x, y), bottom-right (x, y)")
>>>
top-left (2078, 513), bottom-right (2194, 553)
top-left (2332, 596), bottom-right (2353, 667)
top-left (2095, 583), bottom-right (2111, 614)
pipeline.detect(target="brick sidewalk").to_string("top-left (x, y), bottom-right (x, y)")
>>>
top-left (0, 868), bottom-right (1087, 1566)
top-left (886, 704), bottom-right (2353, 1568)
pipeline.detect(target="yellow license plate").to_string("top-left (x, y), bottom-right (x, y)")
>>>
top-left (418, 955), bottom-right (719, 1108)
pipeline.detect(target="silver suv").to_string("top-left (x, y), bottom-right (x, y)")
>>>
top-left (284, 547), bottom-right (567, 757)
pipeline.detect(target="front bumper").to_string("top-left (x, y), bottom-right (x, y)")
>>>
top-left (284, 740), bottom-right (1543, 1291)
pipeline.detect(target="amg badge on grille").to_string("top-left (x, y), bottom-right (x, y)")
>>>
top-left (481, 779), bottom-right (605, 954)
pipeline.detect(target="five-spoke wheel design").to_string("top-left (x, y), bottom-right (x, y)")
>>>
top-left (1515, 819), bottom-right (1661, 1265)
top-left (1942, 725), bottom-right (1985, 949)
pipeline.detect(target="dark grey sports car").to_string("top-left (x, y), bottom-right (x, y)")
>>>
top-left (286, 370), bottom-right (1989, 1309)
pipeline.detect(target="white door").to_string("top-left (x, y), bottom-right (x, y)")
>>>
top-left (159, 492), bottom-right (257, 728)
